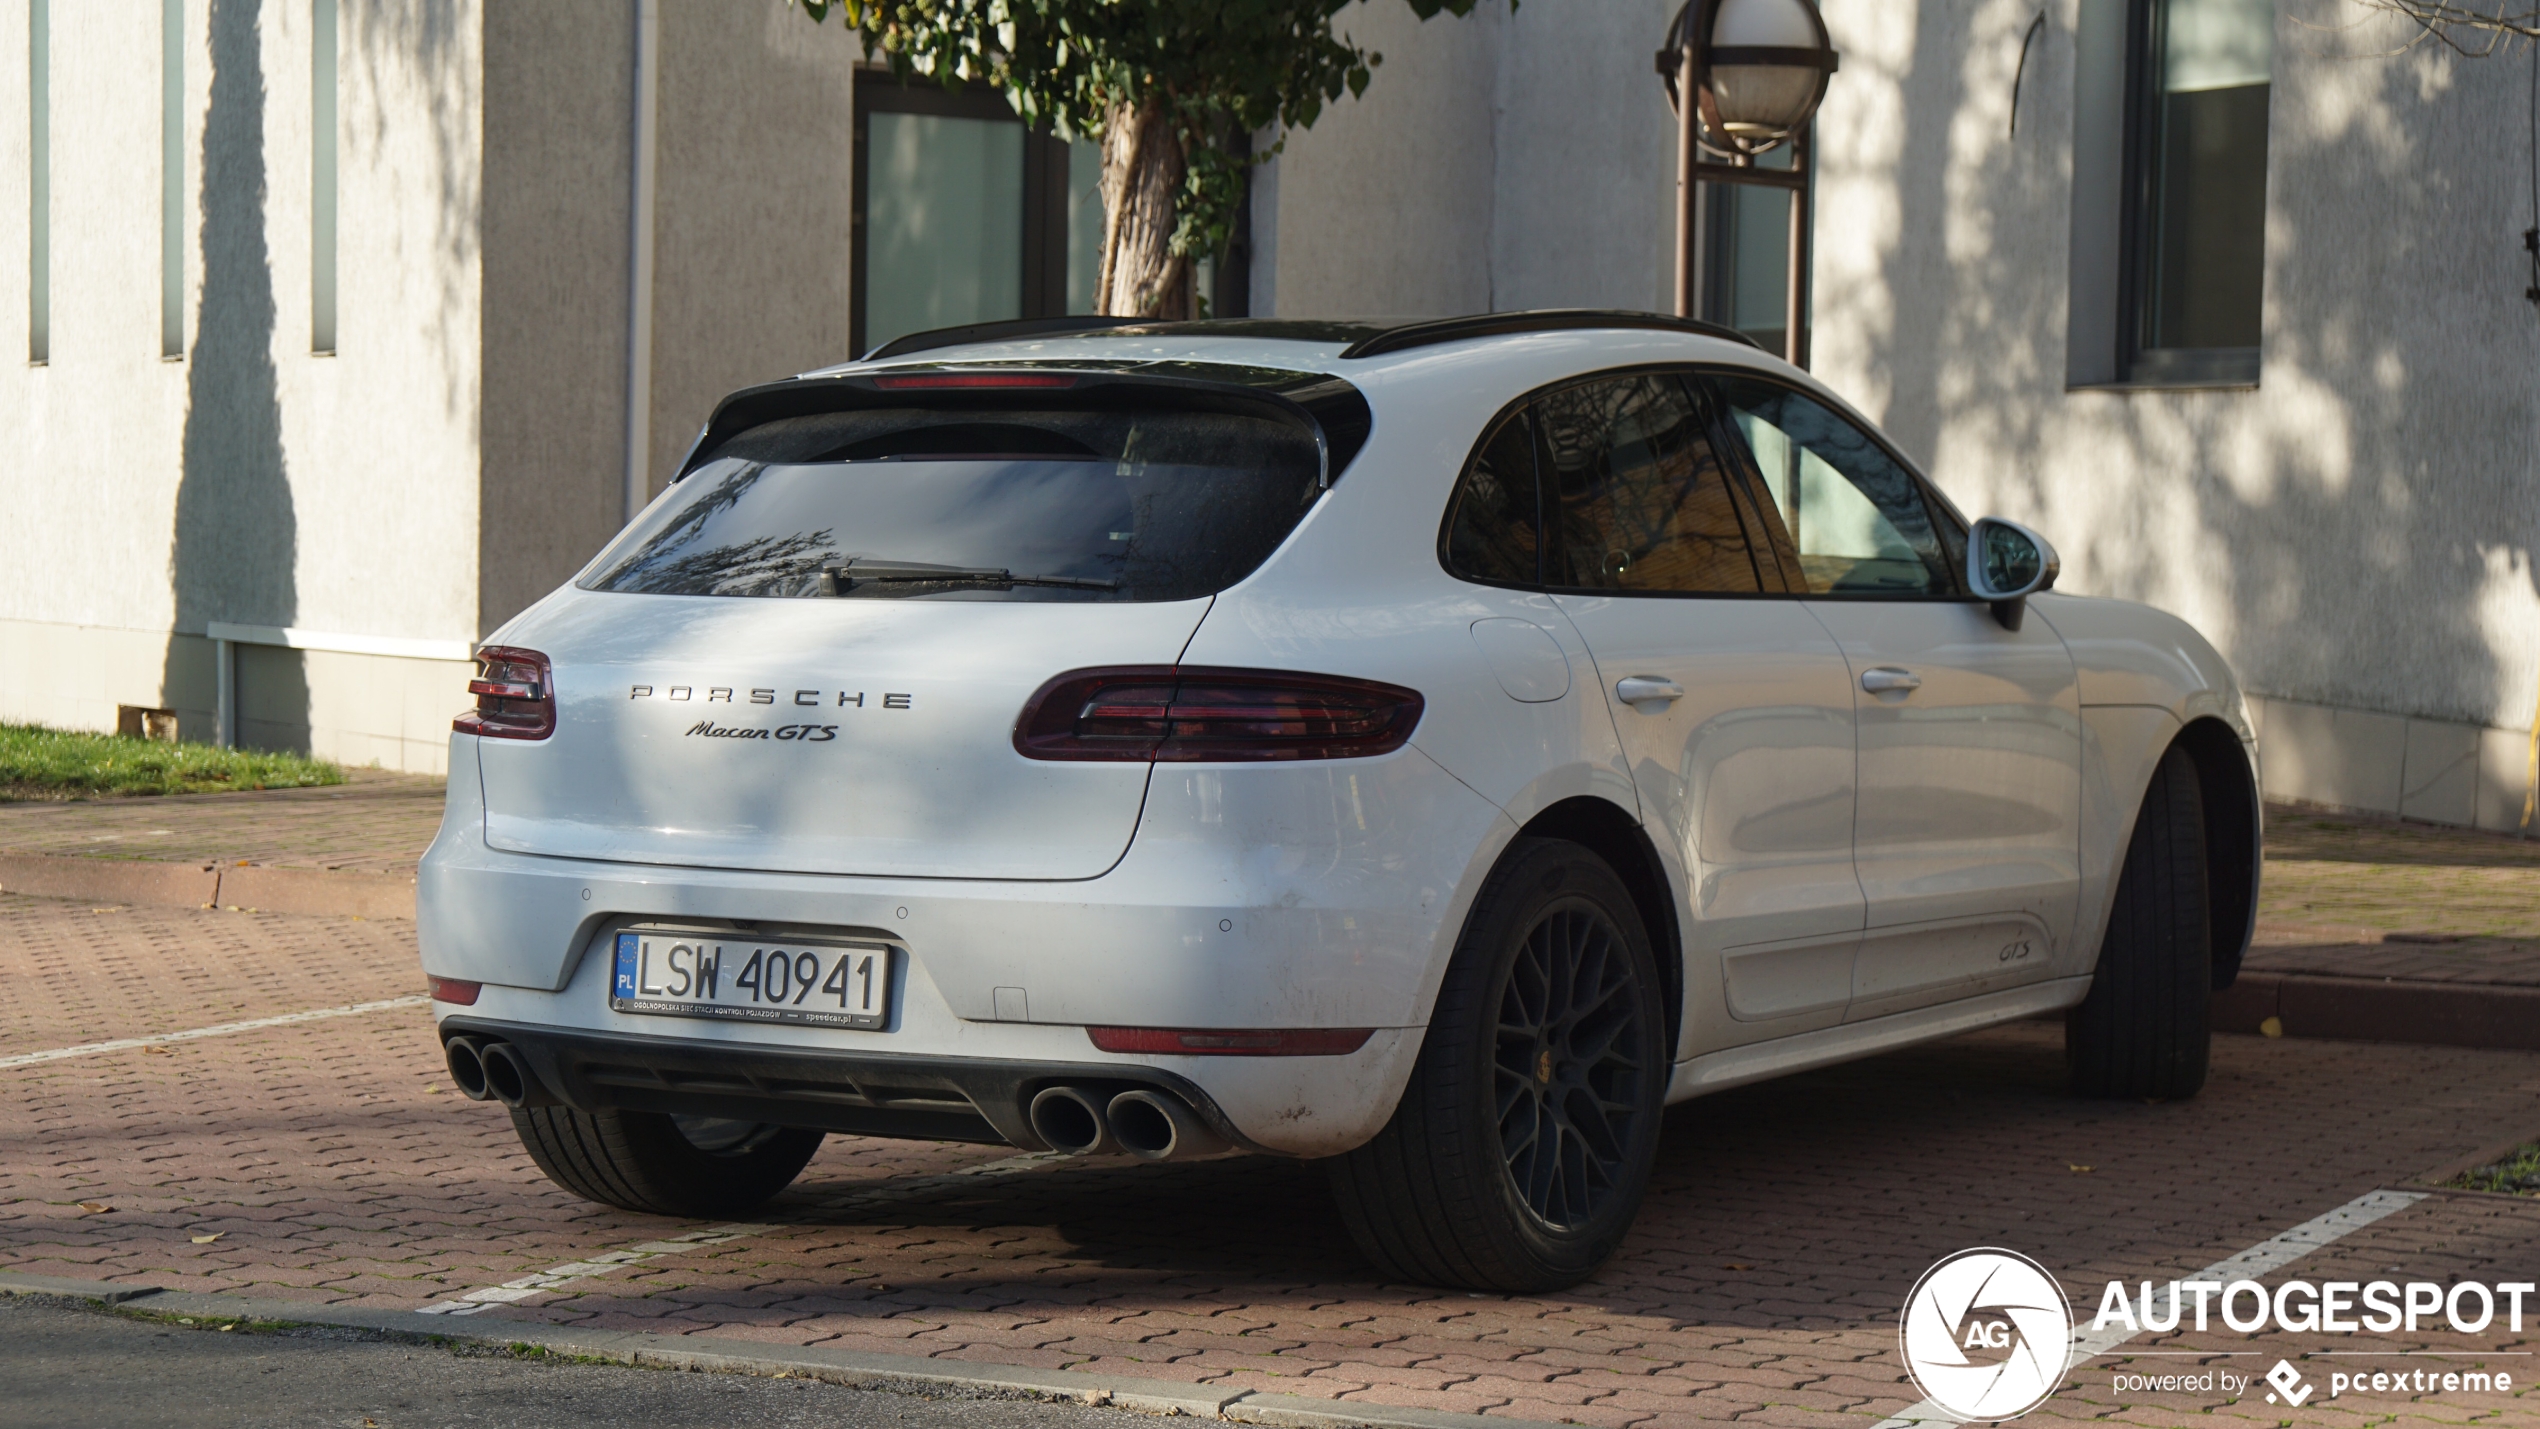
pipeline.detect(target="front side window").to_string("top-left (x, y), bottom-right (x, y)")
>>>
top-left (2127, 0), bottom-right (2272, 382)
top-left (1533, 374), bottom-right (1764, 595)
top-left (1711, 375), bottom-right (1955, 597)
top-left (582, 404), bottom-right (1322, 603)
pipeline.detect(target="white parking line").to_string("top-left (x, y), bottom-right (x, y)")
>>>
top-left (416, 1148), bottom-right (1071, 1316)
top-left (0, 995), bottom-right (432, 1069)
top-left (1873, 1188), bottom-right (2431, 1426)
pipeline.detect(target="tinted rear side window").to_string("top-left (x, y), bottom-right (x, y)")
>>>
top-left (580, 405), bottom-right (1323, 602)
top-left (1441, 411), bottom-right (1541, 586)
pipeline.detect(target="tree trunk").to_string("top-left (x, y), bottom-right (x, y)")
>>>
top-left (1097, 97), bottom-right (1191, 319)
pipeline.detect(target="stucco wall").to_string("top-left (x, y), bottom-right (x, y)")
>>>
top-left (643, 0), bottom-right (861, 498)
top-left (478, 0), bottom-right (634, 636)
top-left (0, 0), bottom-right (481, 768)
top-left (1257, 0), bottom-right (1503, 318)
top-left (1809, 0), bottom-right (2540, 737)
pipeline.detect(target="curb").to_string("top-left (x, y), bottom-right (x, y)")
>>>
top-left (2214, 972), bottom-right (2540, 1053)
top-left (0, 852), bottom-right (414, 920)
top-left (0, 1273), bottom-right (1566, 1429)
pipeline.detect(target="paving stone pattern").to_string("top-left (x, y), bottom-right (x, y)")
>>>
top-left (3, 898), bottom-right (2536, 1427)
top-left (0, 769), bottom-right (446, 876)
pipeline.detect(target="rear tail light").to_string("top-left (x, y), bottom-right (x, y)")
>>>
top-left (454, 646), bottom-right (555, 741)
top-left (1087, 1026), bottom-right (1374, 1056)
top-left (1014, 666), bottom-right (1424, 762)
top-left (427, 976), bottom-right (482, 1005)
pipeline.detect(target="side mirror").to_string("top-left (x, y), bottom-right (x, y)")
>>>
top-left (1967, 517), bottom-right (2060, 631)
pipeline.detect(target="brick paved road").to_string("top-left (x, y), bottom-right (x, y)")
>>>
top-left (2, 893), bottom-right (2534, 1426)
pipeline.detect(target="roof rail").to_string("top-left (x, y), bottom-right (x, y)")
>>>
top-left (1337, 309), bottom-right (1763, 360)
top-left (863, 315), bottom-right (1147, 363)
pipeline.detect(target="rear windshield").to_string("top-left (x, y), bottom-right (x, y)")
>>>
top-left (579, 404), bottom-right (1324, 602)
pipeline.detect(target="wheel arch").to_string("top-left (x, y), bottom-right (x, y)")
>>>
top-left (2172, 717), bottom-right (2260, 988)
top-left (1514, 796), bottom-right (1685, 1050)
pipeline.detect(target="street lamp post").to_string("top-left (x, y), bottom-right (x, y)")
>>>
top-left (1658, 0), bottom-right (1840, 367)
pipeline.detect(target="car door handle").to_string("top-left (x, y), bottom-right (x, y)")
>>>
top-left (1615, 676), bottom-right (1685, 707)
top-left (1860, 667), bottom-right (1922, 694)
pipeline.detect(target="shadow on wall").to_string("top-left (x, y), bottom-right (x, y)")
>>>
top-left (1838, 2), bottom-right (2538, 736)
top-left (161, 0), bottom-right (302, 751)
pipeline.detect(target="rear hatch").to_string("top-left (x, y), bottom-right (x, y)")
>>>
top-left (474, 365), bottom-right (1367, 881)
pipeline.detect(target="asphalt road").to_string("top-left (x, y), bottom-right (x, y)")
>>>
top-left (0, 1293), bottom-right (1128, 1429)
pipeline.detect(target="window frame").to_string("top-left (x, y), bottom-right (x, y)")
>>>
top-left (849, 73), bottom-right (1076, 361)
top-left (2114, 0), bottom-right (2266, 388)
top-left (1691, 368), bottom-right (1978, 603)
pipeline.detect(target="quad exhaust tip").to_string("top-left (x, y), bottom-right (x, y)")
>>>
top-left (460, 1039), bottom-right (558, 1109)
top-left (1106, 1089), bottom-right (1230, 1162)
top-left (1027, 1084), bottom-right (1231, 1161)
top-left (1027, 1085), bottom-right (1118, 1155)
top-left (444, 1036), bottom-right (491, 1101)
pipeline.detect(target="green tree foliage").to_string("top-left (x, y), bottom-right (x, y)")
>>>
top-left (795, 1), bottom-right (1494, 310)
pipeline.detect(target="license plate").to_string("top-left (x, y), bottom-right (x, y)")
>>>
top-left (610, 930), bottom-right (891, 1029)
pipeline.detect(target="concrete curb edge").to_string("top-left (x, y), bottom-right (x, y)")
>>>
top-left (0, 1273), bottom-right (1567, 1429)
top-left (2213, 971), bottom-right (2540, 1052)
top-left (0, 851), bottom-right (414, 919)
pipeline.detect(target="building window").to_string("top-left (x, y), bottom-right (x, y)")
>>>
top-left (27, 0), bottom-right (45, 364)
top-left (162, 0), bottom-right (184, 359)
top-left (850, 77), bottom-right (1102, 358)
top-left (2123, 0), bottom-right (2271, 384)
top-left (311, 0), bottom-right (336, 354)
top-left (1696, 142), bottom-right (1809, 362)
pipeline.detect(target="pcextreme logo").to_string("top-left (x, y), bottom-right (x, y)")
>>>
top-left (1899, 1249), bottom-right (2072, 1422)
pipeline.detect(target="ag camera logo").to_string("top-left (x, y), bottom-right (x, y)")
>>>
top-left (1901, 1249), bottom-right (2072, 1422)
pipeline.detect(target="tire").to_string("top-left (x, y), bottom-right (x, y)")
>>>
top-left (2068, 743), bottom-right (2212, 1099)
top-left (510, 1107), bottom-right (823, 1218)
top-left (1327, 837), bottom-right (1667, 1292)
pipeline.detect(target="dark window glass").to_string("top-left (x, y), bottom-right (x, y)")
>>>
top-left (1712, 375), bottom-right (1952, 596)
top-left (1442, 411), bottom-right (1541, 586)
top-left (2131, 0), bottom-right (2270, 370)
top-left (580, 405), bottom-right (1321, 603)
top-left (1536, 375), bottom-right (1763, 595)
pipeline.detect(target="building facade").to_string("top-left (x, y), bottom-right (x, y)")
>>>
top-left (4, 0), bottom-right (2535, 834)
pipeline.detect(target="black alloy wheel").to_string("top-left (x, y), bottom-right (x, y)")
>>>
top-left (1496, 902), bottom-right (1652, 1230)
top-left (1328, 837), bottom-right (1667, 1292)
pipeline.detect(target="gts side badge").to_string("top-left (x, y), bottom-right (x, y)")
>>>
top-left (686, 720), bottom-right (838, 742)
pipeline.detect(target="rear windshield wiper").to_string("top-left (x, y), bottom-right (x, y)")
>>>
top-left (822, 560), bottom-right (1119, 593)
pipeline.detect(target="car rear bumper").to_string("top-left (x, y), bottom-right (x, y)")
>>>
top-left (438, 1014), bottom-right (1262, 1152)
top-left (418, 733), bottom-right (1511, 1155)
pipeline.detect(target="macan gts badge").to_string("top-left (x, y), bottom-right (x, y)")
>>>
top-left (420, 310), bottom-right (2263, 1293)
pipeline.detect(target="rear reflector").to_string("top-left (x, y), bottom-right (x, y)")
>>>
top-left (1087, 1026), bottom-right (1374, 1057)
top-left (1014, 666), bottom-right (1423, 763)
top-left (454, 646), bottom-right (555, 741)
top-left (872, 373), bottom-right (1078, 390)
top-left (428, 976), bottom-right (482, 1006)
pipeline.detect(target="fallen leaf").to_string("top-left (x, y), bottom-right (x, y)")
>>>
top-left (76, 1201), bottom-right (113, 1214)
top-left (1724, 1263), bottom-right (1753, 1271)
top-left (2258, 1015), bottom-right (2284, 1038)
top-left (425, 1085), bottom-right (442, 1095)
top-left (867, 1282), bottom-right (892, 1293)
top-left (2068, 1165), bottom-right (2093, 1174)
top-left (191, 1233), bottom-right (224, 1245)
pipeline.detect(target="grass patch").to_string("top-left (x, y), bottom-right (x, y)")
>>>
top-left (2448, 1143), bottom-right (2540, 1196)
top-left (0, 723), bottom-right (344, 801)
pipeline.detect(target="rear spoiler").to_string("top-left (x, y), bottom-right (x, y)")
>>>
top-left (676, 366), bottom-right (1375, 491)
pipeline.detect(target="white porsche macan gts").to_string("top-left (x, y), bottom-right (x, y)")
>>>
top-left (420, 310), bottom-right (2261, 1292)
